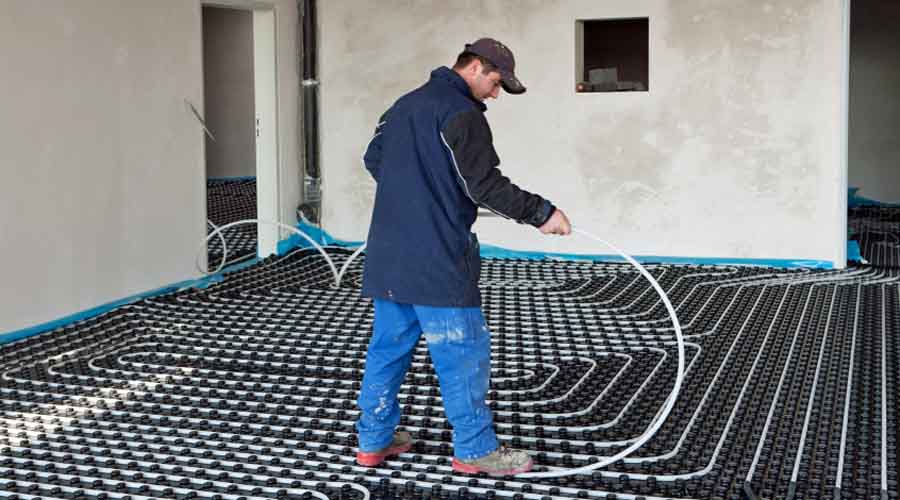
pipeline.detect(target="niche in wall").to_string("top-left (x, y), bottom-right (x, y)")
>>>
top-left (575, 18), bottom-right (649, 93)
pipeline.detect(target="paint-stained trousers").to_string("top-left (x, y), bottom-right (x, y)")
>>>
top-left (356, 298), bottom-right (499, 460)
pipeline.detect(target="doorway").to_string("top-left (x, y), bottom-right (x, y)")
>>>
top-left (201, 4), bottom-right (279, 272)
top-left (846, 0), bottom-right (900, 267)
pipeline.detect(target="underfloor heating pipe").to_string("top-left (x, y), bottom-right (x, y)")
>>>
top-left (201, 220), bottom-right (686, 479)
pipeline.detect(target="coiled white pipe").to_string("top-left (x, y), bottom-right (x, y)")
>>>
top-left (337, 244), bottom-right (368, 286)
top-left (514, 227), bottom-right (685, 478)
top-left (208, 221), bottom-right (685, 479)
top-left (329, 226), bottom-right (685, 478)
top-left (201, 219), bottom-right (340, 287)
top-left (198, 219), bottom-right (232, 274)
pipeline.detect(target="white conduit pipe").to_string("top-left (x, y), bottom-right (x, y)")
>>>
top-left (330, 226), bottom-right (685, 479)
top-left (203, 219), bottom-right (259, 272)
top-left (513, 229), bottom-right (684, 477)
top-left (197, 219), bottom-right (230, 274)
top-left (337, 243), bottom-right (367, 285)
top-left (209, 221), bottom-right (685, 479)
top-left (200, 220), bottom-right (340, 286)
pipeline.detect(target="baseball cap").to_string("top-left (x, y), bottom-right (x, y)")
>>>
top-left (464, 38), bottom-right (526, 95)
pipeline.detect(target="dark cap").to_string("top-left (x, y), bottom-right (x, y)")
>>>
top-left (464, 38), bottom-right (526, 95)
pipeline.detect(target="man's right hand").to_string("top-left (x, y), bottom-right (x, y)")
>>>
top-left (539, 209), bottom-right (572, 236)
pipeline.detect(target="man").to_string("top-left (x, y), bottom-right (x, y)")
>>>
top-left (356, 37), bottom-right (571, 476)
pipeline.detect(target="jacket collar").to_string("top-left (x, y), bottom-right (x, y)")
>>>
top-left (430, 66), bottom-right (487, 112)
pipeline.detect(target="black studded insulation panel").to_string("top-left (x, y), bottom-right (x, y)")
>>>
top-left (1, 247), bottom-right (897, 500)
top-left (207, 179), bottom-right (257, 271)
top-left (850, 206), bottom-right (900, 268)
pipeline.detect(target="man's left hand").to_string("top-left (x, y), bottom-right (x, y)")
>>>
top-left (539, 209), bottom-right (572, 236)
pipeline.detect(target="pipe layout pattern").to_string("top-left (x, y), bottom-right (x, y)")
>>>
top-left (850, 206), bottom-right (900, 268)
top-left (0, 247), bottom-right (897, 499)
top-left (207, 179), bottom-right (258, 271)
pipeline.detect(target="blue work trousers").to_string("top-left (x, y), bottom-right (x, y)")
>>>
top-left (356, 298), bottom-right (498, 460)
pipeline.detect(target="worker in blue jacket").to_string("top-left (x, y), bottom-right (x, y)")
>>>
top-left (356, 37), bottom-right (571, 476)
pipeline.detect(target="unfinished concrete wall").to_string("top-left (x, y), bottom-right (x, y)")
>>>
top-left (0, 0), bottom-right (300, 334)
top-left (848, 0), bottom-right (900, 203)
top-left (203, 6), bottom-right (255, 179)
top-left (318, 0), bottom-right (847, 266)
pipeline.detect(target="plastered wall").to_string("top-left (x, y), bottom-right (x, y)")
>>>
top-left (0, 0), bottom-right (301, 333)
top-left (317, 0), bottom-right (847, 265)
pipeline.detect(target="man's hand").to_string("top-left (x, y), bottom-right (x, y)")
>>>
top-left (539, 209), bottom-right (571, 235)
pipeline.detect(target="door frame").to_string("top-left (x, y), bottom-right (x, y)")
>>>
top-left (200, 1), bottom-right (280, 267)
top-left (838, 0), bottom-right (851, 268)
top-left (253, 7), bottom-right (279, 258)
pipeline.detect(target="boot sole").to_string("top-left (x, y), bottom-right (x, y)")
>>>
top-left (356, 441), bottom-right (412, 467)
top-left (451, 457), bottom-right (534, 476)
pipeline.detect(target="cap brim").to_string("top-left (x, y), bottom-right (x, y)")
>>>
top-left (500, 71), bottom-right (526, 95)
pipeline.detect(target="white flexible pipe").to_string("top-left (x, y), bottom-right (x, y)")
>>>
top-left (514, 227), bottom-right (685, 478)
top-left (337, 244), bottom-right (367, 285)
top-left (329, 226), bottom-right (685, 478)
top-left (198, 219), bottom-right (232, 274)
top-left (208, 220), bottom-right (685, 479)
top-left (201, 219), bottom-right (340, 287)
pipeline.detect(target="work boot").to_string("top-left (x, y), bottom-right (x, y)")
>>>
top-left (452, 446), bottom-right (534, 476)
top-left (356, 431), bottom-right (413, 467)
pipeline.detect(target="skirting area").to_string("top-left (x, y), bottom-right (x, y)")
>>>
top-left (1, 243), bottom-right (897, 499)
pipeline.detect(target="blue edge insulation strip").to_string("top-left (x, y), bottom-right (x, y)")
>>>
top-left (11, 199), bottom-right (884, 346)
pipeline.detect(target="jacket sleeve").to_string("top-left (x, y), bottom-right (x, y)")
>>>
top-left (363, 114), bottom-right (387, 182)
top-left (441, 109), bottom-right (555, 227)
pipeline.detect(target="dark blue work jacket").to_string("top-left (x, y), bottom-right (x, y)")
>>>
top-left (361, 66), bottom-right (554, 307)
